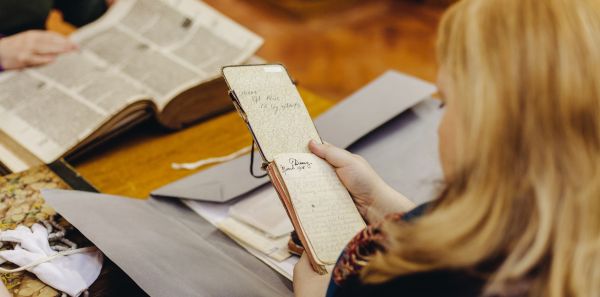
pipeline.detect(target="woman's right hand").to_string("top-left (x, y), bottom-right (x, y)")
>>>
top-left (309, 140), bottom-right (415, 223)
top-left (0, 30), bottom-right (78, 70)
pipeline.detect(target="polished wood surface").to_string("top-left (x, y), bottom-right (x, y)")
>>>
top-left (46, 0), bottom-right (447, 197)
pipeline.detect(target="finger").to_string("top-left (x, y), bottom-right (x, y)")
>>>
top-left (298, 252), bottom-right (309, 264)
top-left (31, 224), bottom-right (55, 255)
top-left (0, 248), bottom-right (37, 267)
top-left (34, 32), bottom-right (77, 55)
top-left (0, 226), bottom-right (31, 242)
top-left (0, 230), bottom-right (25, 242)
top-left (25, 54), bottom-right (57, 67)
top-left (15, 225), bottom-right (32, 234)
top-left (293, 252), bottom-right (310, 277)
top-left (31, 223), bottom-right (48, 237)
top-left (309, 140), bottom-right (355, 168)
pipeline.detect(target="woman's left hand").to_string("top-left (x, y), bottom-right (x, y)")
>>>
top-left (293, 253), bottom-right (331, 297)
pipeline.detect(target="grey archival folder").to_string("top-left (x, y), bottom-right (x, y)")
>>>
top-left (43, 189), bottom-right (293, 297)
top-left (151, 70), bottom-right (437, 202)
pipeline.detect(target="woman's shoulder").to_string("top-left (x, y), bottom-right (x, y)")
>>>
top-left (330, 203), bottom-right (433, 287)
top-left (333, 269), bottom-right (485, 297)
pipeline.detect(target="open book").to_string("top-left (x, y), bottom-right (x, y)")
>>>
top-left (223, 64), bottom-right (366, 273)
top-left (0, 0), bottom-right (263, 173)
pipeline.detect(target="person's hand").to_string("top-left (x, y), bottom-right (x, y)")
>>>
top-left (293, 253), bottom-right (330, 297)
top-left (309, 140), bottom-right (415, 223)
top-left (106, 0), bottom-right (117, 6)
top-left (0, 30), bottom-right (78, 70)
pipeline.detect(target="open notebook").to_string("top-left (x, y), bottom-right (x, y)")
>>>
top-left (223, 64), bottom-right (366, 274)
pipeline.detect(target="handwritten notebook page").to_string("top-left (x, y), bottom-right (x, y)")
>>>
top-left (274, 153), bottom-right (366, 264)
top-left (222, 65), bottom-right (321, 161)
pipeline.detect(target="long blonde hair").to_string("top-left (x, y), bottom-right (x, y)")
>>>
top-left (362, 0), bottom-right (600, 296)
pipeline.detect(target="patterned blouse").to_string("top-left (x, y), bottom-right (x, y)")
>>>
top-left (326, 203), bottom-right (433, 297)
top-left (324, 202), bottom-right (533, 297)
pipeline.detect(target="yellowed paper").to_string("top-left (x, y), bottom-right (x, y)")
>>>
top-left (222, 65), bottom-right (321, 162)
top-left (217, 217), bottom-right (291, 262)
top-left (274, 153), bottom-right (365, 264)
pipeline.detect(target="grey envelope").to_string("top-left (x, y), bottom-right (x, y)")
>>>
top-left (151, 70), bottom-right (437, 202)
top-left (43, 189), bottom-right (294, 297)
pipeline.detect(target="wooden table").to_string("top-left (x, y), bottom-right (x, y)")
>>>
top-left (72, 89), bottom-right (334, 198)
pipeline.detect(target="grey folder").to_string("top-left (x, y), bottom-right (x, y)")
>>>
top-left (151, 70), bottom-right (437, 202)
top-left (43, 189), bottom-right (294, 297)
top-left (43, 71), bottom-right (444, 297)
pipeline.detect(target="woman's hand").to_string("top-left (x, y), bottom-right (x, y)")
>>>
top-left (293, 253), bottom-right (331, 297)
top-left (309, 140), bottom-right (415, 223)
top-left (0, 30), bottom-right (78, 70)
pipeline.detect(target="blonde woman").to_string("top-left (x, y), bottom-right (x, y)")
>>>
top-left (293, 0), bottom-right (600, 296)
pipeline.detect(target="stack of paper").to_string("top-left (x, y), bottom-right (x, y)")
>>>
top-left (217, 190), bottom-right (294, 261)
top-left (183, 186), bottom-right (298, 279)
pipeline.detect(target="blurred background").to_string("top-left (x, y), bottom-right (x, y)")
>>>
top-left (49, 0), bottom-right (453, 101)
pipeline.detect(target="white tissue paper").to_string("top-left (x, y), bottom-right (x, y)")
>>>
top-left (0, 224), bottom-right (103, 297)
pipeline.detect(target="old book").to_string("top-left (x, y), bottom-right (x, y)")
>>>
top-left (0, 0), bottom-right (263, 173)
top-left (223, 64), bottom-right (366, 274)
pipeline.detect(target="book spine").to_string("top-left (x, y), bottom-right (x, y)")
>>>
top-left (47, 159), bottom-right (98, 192)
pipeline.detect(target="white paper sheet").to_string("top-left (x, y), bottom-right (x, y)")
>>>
top-left (182, 187), bottom-right (298, 280)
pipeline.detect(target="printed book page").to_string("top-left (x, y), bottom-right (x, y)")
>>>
top-left (0, 0), bottom-right (262, 166)
top-left (0, 62), bottom-right (145, 164)
top-left (73, 0), bottom-right (263, 108)
top-left (274, 153), bottom-right (365, 264)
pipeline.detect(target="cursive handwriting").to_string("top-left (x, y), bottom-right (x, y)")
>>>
top-left (258, 102), bottom-right (302, 114)
top-left (240, 90), bottom-right (258, 96)
top-left (280, 158), bottom-right (312, 174)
